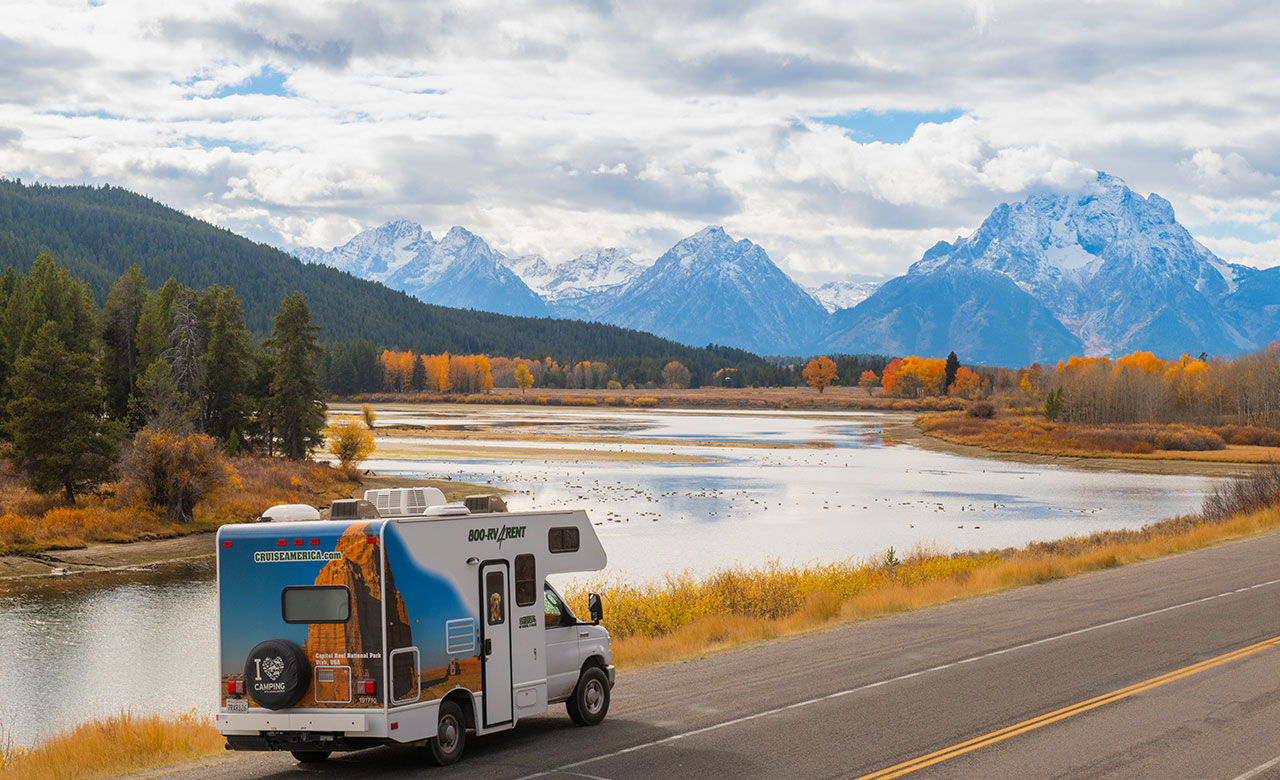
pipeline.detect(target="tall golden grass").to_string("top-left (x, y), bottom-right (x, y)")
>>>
top-left (564, 501), bottom-right (1280, 668)
top-left (916, 412), bottom-right (1267, 456)
top-left (0, 458), bottom-right (358, 556)
top-left (0, 709), bottom-right (224, 779)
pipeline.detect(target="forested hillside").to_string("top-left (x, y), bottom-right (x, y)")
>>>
top-left (0, 180), bottom-right (760, 373)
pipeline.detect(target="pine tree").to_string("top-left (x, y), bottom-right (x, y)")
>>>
top-left (5, 322), bottom-right (123, 500)
top-left (945, 351), bottom-right (961, 391)
top-left (266, 292), bottom-right (326, 460)
top-left (200, 285), bottom-right (253, 442)
top-left (410, 354), bottom-right (427, 392)
top-left (102, 265), bottom-right (150, 419)
top-left (166, 290), bottom-right (204, 426)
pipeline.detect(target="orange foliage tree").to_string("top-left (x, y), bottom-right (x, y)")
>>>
top-left (802, 356), bottom-right (838, 393)
top-left (858, 369), bottom-right (879, 389)
top-left (882, 356), bottom-right (945, 397)
top-left (949, 367), bottom-right (984, 400)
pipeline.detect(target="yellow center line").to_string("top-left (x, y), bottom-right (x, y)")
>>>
top-left (856, 634), bottom-right (1280, 780)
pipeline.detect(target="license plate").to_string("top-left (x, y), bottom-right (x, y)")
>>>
top-left (226, 698), bottom-right (249, 713)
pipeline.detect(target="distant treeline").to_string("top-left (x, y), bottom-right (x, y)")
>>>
top-left (0, 179), bottom-right (761, 373)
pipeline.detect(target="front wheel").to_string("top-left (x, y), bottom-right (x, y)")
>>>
top-left (567, 666), bottom-right (610, 726)
top-left (427, 700), bottom-right (467, 766)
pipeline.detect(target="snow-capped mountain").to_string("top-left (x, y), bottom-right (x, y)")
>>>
top-left (502, 248), bottom-right (647, 303)
top-left (807, 280), bottom-right (882, 312)
top-left (588, 226), bottom-right (829, 355)
top-left (297, 222), bottom-right (547, 317)
top-left (826, 172), bottom-right (1279, 363)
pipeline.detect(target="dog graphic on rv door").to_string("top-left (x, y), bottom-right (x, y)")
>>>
top-left (489, 590), bottom-right (502, 623)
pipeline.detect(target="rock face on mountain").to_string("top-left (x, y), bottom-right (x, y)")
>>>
top-left (827, 172), bottom-right (1276, 363)
top-left (505, 248), bottom-right (646, 305)
top-left (306, 522), bottom-right (414, 703)
top-left (588, 227), bottom-right (829, 354)
top-left (822, 268), bottom-right (1084, 366)
top-left (297, 222), bottom-right (547, 317)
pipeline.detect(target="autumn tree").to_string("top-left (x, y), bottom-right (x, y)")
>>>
top-left (949, 366), bottom-right (984, 400)
top-left (4, 322), bottom-right (123, 501)
top-left (361, 403), bottom-right (377, 429)
top-left (326, 416), bottom-right (376, 472)
top-left (514, 363), bottom-right (534, 394)
top-left (858, 370), bottom-right (879, 389)
top-left (802, 356), bottom-right (838, 393)
top-left (662, 360), bottom-right (691, 389)
top-left (266, 292), bottom-right (326, 460)
top-left (121, 427), bottom-right (232, 522)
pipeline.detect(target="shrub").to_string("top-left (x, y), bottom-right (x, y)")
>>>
top-left (1202, 461), bottom-right (1280, 521)
top-left (967, 401), bottom-right (995, 419)
top-left (120, 428), bottom-right (233, 523)
top-left (325, 417), bottom-right (375, 469)
top-left (632, 397), bottom-right (659, 408)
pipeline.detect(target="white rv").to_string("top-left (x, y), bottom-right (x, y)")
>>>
top-left (215, 488), bottom-right (614, 765)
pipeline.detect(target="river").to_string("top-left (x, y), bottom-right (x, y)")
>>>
top-left (0, 406), bottom-right (1220, 747)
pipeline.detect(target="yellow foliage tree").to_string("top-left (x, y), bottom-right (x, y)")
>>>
top-left (326, 417), bottom-right (375, 470)
top-left (802, 356), bottom-right (838, 393)
top-left (514, 364), bottom-right (534, 394)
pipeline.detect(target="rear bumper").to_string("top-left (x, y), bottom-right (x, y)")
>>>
top-left (217, 711), bottom-right (374, 735)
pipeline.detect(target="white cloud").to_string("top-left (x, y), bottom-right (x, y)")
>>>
top-left (1, 0), bottom-right (1279, 276)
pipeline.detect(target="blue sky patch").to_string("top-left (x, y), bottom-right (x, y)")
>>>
top-left (184, 135), bottom-right (264, 154)
top-left (810, 109), bottom-right (964, 144)
top-left (1190, 220), bottom-right (1275, 244)
top-left (211, 66), bottom-right (293, 98)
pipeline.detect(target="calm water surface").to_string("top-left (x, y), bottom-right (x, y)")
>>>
top-left (0, 406), bottom-right (1220, 746)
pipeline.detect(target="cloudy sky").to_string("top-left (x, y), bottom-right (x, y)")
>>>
top-left (2, 0), bottom-right (1278, 282)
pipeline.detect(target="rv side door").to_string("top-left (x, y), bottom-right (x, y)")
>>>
top-left (480, 562), bottom-right (514, 727)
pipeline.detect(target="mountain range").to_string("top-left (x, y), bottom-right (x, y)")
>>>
top-left (295, 172), bottom-right (1280, 365)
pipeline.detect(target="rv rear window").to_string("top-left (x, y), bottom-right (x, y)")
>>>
top-left (548, 526), bottom-right (580, 554)
top-left (282, 586), bottom-right (351, 624)
top-left (515, 554), bottom-right (536, 606)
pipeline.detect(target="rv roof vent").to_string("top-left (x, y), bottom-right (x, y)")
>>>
top-left (363, 487), bottom-right (447, 517)
top-left (464, 494), bottom-right (508, 514)
top-left (423, 503), bottom-right (471, 517)
top-left (257, 504), bottom-right (321, 523)
top-left (329, 499), bottom-right (380, 521)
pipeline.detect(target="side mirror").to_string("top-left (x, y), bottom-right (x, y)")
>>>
top-left (588, 593), bottom-right (603, 624)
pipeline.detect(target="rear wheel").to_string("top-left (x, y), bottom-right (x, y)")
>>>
top-left (291, 750), bottom-right (330, 763)
top-left (427, 700), bottom-right (467, 766)
top-left (567, 666), bottom-right (610, 726)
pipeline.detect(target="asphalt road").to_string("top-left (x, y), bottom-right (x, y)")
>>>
top-left (158, 531), bottom-right (1280, 779)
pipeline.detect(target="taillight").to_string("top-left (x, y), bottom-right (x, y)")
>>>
top-left (226, 680), bottom-right (245, 695)
top-left (357, 680), bottom-right (375, 695)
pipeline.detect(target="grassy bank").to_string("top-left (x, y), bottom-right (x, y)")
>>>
top-left (7, 469), bottom-right (1279, 779)
top-left (344, 386), bottom-right (968, 413)
top-left (919, 411), bottom-right (1280, 463)
top-left (0, 710), bottom-right (224, 780)
top-left (0, 458), bottom-right (358, 558)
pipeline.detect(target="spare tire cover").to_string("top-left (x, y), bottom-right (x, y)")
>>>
top-left (244, 639), bottom-right (310, 710)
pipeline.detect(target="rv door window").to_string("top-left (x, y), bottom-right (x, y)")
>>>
top-left (548, 526), bottom-right (580, 553)
top-left (515, 554), bottom-right (536, 606)
top-left (282, 586), bottom-right (351, 623)
top-left (486, 572), bottom-right (505, 625)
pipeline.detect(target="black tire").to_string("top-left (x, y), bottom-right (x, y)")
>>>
top-left (427, 700), bottom-right (467, 766)
top-left (243, 639), bottom-right (310, 710)
top-left (566, 666), bottom-right (610, 726)
top-left (291, 750), bottom-right (330, 763)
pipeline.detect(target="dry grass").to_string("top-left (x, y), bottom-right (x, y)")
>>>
top-left (0, 458), bottom-right (358, 557)
top-left (0, 709), bottom-right (224, 779)
top-left (566, 496), bottom-right (1280, 669)
top-left (917, 412), bottom-right (1280, 461)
